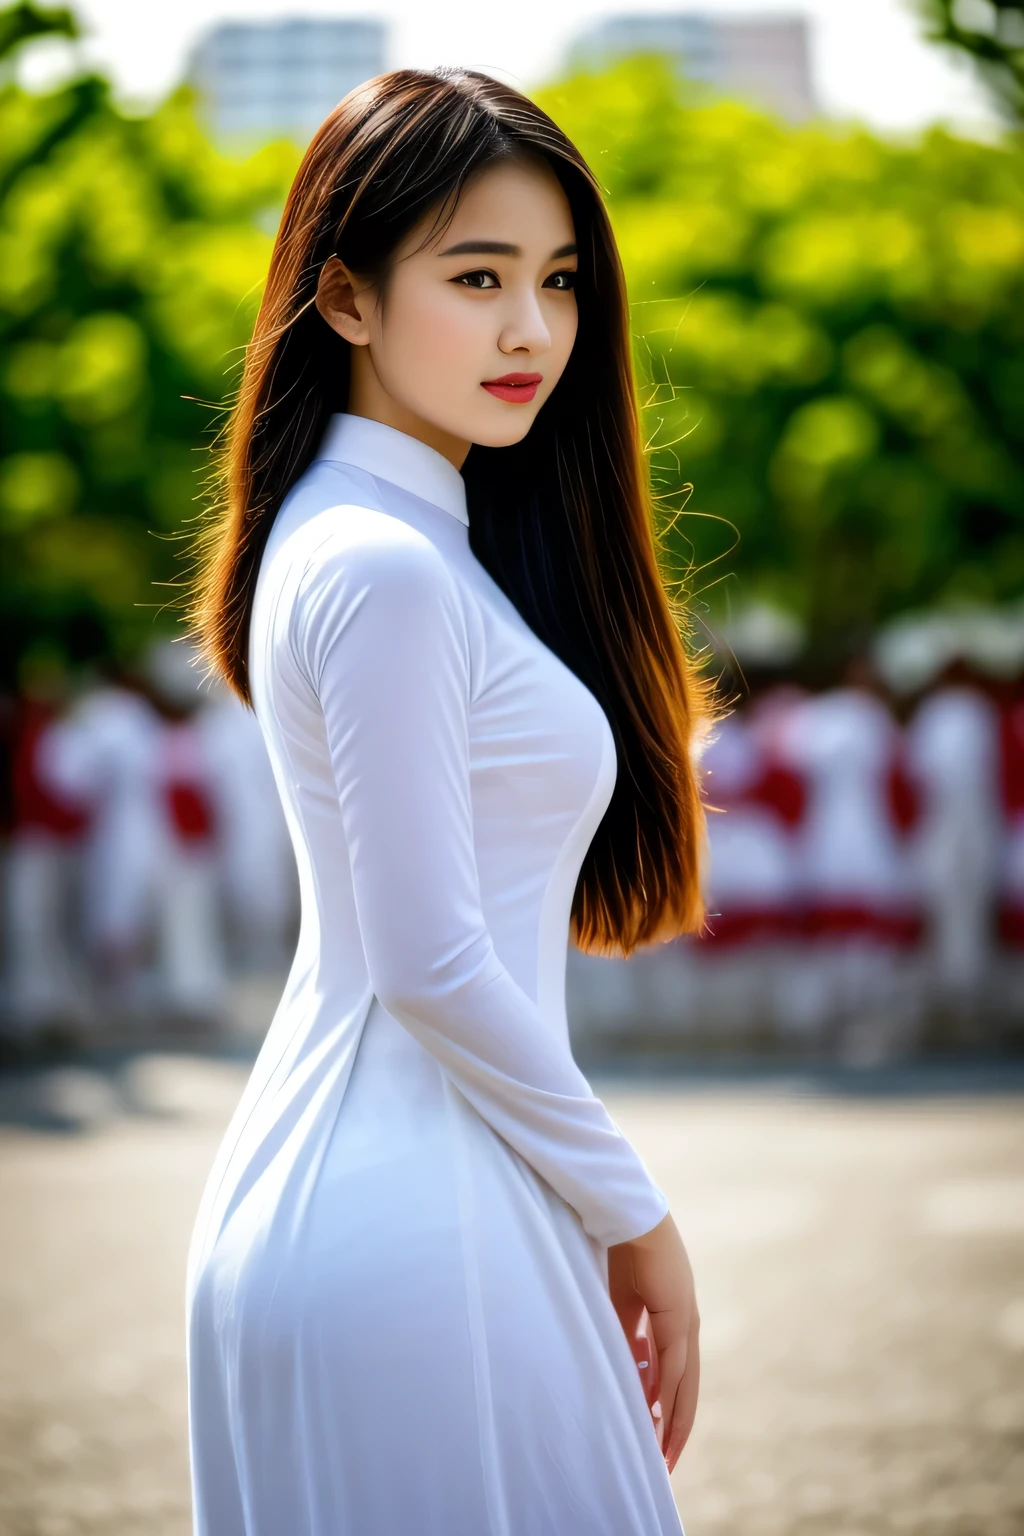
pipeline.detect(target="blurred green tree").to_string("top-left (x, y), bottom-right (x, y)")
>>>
top-left (2, 14), bottom-right (1022, 679)
top-left (0, 4), bottom-right (297, 681)
top-left (0, 2), bottom-right (76, 61)
top-left (916, 0), bottom-right (1024, 124)
top-left (537, 58), bottom-right (1024, 664)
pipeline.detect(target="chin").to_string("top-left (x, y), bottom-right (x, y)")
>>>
top-left (469, 415), bottom-right (539, 451)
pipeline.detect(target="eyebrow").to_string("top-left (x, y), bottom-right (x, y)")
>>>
top-left (437, 239), bottom-right (578, 260)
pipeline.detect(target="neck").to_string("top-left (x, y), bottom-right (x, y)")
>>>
top-left (347, 351), bottom-right (471, 472)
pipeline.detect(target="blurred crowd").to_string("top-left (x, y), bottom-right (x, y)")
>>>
top-left (684, 656), bottom-right (1024, 1054)
top-left (2, 639), bottom-right (1023, 1060)
top-left (0, 641), bottom-right (298, 1047)
top-left (573, 652), bottom-right (1024, 1061)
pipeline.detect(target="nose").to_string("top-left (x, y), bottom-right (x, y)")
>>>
top-left (497, 283), bottom-right (551, 357)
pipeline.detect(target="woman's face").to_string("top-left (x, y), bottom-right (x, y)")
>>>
top-left (315, 155), bottom-right (579, 467)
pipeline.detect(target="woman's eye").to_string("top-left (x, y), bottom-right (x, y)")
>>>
top-left (544, 270), bottom-right (577, 291)
top-left (454, 270), bottom-right (499, 289)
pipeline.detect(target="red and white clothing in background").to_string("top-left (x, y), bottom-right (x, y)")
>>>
top-left (781, 687), bottom-right (920, 944)
top-left (3, 700), bottom-right (90, 1032)
top-left (157, 719), bottom-right (227, 1019)
top-left (907, 685), bottom-right (1001, 1009)
top-left (655, 696), bottom-right (808, 1041)
top-left (700, 707), bottom-right (804, 946)
top-left (776, 686), bottom-right (921, 1042)
top-left (196, 692), bottom-right (297, 969)
top-left (1000, 698), bottom-right (1024, 949)
top-left (40, 685), bottom-right (165, 969)
top-left (39, 687), bottom-right (227, 1020)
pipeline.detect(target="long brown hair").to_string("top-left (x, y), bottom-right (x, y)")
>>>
top-left (190, 66), bottom-right (712, 956)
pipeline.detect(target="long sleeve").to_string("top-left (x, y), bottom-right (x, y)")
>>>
top-left (295, 523), bottom-right (670, 1248)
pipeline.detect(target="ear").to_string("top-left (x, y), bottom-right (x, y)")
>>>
top-left (315, 255), bottom-right (373, 346)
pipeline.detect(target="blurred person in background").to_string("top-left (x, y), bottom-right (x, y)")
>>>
top-left (744, 680), bottom-right (815, 1044)
top-left (1, 653), bottom-right (90, 1048)
top-left (145, 641), bottom-right (229, 1029)
top-left (196, 683), bottom-right (297, 973)
top-left (998, 679), bottom-right (1024, 1017)
top-left (779, 654), bottom-right (923, 1063)
top-left (693, 688), bottom-right (805, 1042)
top-left (37, 662), bottom-right (163, 1028)
top-left (906, 656), bottom-right (1002, 1035)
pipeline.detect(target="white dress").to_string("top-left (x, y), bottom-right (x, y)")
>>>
top-left (185, 413), bottom-right (683, 1536)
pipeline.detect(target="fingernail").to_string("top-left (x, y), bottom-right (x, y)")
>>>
top-left (652, 1401), bottom-right (662, 1419)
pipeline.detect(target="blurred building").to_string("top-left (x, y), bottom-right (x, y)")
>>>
top-left (187, 18), bottom-right (387, 142)
top-left (567, 12), bottom-right (817, 122)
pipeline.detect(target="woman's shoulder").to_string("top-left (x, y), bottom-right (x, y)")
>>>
top-left (271, 460), bottom-right (457, 596)
top-left (264, 463), bottom-right (463, 665)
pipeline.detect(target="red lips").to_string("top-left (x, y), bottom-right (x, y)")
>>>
top-left (481, 372), bottom-right (542, 403)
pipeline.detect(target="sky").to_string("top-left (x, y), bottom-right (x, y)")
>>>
top-left (20, 0), bottom-right (1002, 138)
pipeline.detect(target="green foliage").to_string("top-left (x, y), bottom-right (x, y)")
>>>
top-left (0, 40), bottom-right (298, 678)
top-left (0, 2), bottom-right (77, 66)
top-left (2, 24), bottom-right (1023, 677)
top-left (537, 58), bottom-right (1024, 657)
top-left (916, 0), bottom-right (1024, 124)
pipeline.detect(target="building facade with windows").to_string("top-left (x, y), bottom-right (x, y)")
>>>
top-left (568, 12), bottom-right (817, 122)
top-left (187, 18), bottom-right (387, 142)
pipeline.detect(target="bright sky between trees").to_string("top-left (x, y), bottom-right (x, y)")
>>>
top-left (18, 0), bottom-right (1002, 137)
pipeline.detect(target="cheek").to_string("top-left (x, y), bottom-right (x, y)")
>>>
top-left (376, 286), bottom-right (488, 396)
top-left (547, 303), bottom-right (579, 381)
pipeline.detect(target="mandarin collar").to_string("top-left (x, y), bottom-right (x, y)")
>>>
top-left (313, 413), bottom-right (469, 527)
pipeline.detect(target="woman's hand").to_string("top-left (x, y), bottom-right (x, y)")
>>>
top-left (607, 1211), bottom-right (700, 1474)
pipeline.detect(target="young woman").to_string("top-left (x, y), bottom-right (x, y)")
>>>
top-left (186, 66), bottom-right (708, 1536)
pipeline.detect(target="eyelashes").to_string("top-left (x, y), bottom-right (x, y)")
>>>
top-left (451, 269), bottom-right (577, 291)
top-left (453, 270), bottom-right (499, 289)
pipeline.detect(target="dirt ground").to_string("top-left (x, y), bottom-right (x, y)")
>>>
top-left (0, 1049), bottom-right (1022, 1536)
